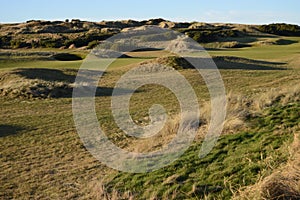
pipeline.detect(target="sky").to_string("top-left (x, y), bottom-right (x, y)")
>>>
top-left (1, 0), bottom-right (299, 25)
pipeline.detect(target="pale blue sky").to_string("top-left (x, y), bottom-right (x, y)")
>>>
top-left (1, 0), bottom-right (299, 24)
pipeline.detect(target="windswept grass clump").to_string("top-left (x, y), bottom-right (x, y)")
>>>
top-left (86, 180), bottom-right (135, 200)
top-left (199, 84), bottom-right (300, 136)
top-left (233, 131), bottom-right (300, 200)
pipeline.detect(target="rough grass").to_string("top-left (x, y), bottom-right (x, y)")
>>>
top-left (214, 84), bottom-right (300, 135)
top-left (0, 38), bottom-right (300, 199)
top-left (1, 90), bottom-right (299, 199)
top-left (233, 130), bottom-right (300, 200)
top-left (97, 101), bottom-right (299, 200)
top-left (0, 68), bottom-right (77, 98)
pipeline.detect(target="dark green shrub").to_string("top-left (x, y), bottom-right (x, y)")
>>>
top-left (186, 31), bottom-right (217, 43)
top-left (64, 33), bottom-right (113, 47)
top-left (39, 38), bottom-right (65, 48)
top-left (87, 40), bottom-right (99, 49)
top-left (30, 40), bottom-right (39, 48)
top-left (0, 36), bottom-right (11, 48)
top-left (186, 30), bottom-right (239, 43)
top-left (10, 39), bottom-right (30, 48)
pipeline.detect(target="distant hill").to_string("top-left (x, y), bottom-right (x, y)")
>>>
top-left (0, 18), bottom-right (299, 49)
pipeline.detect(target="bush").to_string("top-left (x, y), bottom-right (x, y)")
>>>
top-left (64, 33), bottom-right (113, 48)
top-left (186, 30), bottom-right (238, 43)
top-left (39, 38), bottom-right (65, 48)
top-left (10, 39), bottom-right (31, 48)
top-left (87, 40), bottom-right (99, 49)
top-left (186, 31), bottom-right (216, 43)
top-left (0, 36), bottom-right (12, 48)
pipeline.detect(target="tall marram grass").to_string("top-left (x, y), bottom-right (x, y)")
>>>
top-left (200, 84), bottom-right (300, 136)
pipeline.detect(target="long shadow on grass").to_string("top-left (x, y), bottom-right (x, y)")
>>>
top-left (213, 56), bottom-right (287, 70)
top-left (174, 56), bottom-right (287, 70)
top-left (275, 39), bottom-right (298, 45)
top-left (0, 124), bottom-right (25, 137)
top-left (15, 68), bottom-right (78, 82)
top-left (12, 68), bottom-right (136, 98)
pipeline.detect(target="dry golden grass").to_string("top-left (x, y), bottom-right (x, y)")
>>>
top-left (86, 180), bottom-right (135, 200)
top-left (199, 84), bottom-right (300, 137)
top-left (125, 83), bottom-right (300, 156)
top-left (233, 128), bottom-right (300, 200)
top-left (125, 113), bottom-right (201, 153)
top-left (251, 85), bottom-right (300, 112)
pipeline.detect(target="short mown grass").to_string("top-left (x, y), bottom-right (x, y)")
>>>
top-left (208, 36), bottom-right (300, 60)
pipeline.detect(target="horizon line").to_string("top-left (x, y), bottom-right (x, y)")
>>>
top-left (1, 18), bottom-right (299, 26)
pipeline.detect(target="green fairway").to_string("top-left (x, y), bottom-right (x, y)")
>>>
top-left (208, 37), bottom-right (300, 60)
